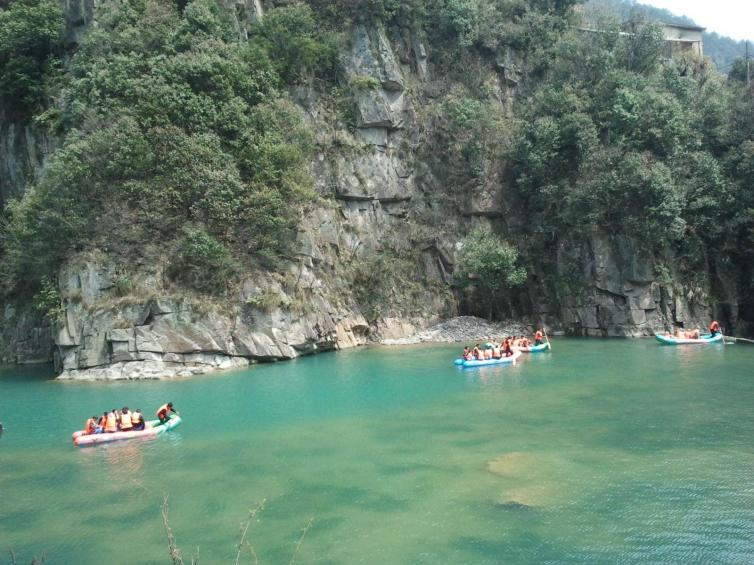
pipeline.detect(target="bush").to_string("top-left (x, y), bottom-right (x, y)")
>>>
top-left (456, 226), bottom-right (527, 318)
top-left (0, 0), bottom-right (64, 116)
top-left (170, 228), bottom-right (238, 294)
top-left (250, 4), bottom-right (342, 83)
top-left (33, 275), bottom-right (64, 321)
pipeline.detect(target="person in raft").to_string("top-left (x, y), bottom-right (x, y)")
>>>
top-left (709, 320), bottom-right (721, 336)
top-left (132, 409), bottom-right (145, 430)
top-left (534, 330), bottom-right (544, 346)
top-left (156, 402), bottom-right (178, 424)
top-left (462, 346), bottom-right (473, 361)
top-left (472, 344), bottom-right (482, 360)
top-left (502, 337), bottom-right (513, 357)
top-left (119, 407), bottom-right (134, 432)
top-left (84, 416), bottom-right (98, 435)
top-left (103, 409), bottom-right (118, 433)
top-left (97, 411), bottom-right (108, 432)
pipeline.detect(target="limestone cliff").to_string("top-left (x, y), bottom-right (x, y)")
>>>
top-left (0, 1), bottom-right (740, 379)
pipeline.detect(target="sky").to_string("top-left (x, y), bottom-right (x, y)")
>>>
top-left (641, 0), bottom-right (754, 41)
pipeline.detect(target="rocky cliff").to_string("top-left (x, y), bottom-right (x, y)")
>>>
top-left (0, 1), bottom-right (735, 379)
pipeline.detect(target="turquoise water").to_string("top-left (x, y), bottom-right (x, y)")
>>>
top-left (1, 339), bottom-right (753, 564)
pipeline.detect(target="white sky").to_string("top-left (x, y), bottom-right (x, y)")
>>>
top-left (641, 0), bottom-right (753, 41)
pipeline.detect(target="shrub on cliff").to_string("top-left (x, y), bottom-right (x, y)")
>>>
top-left (456, 226), bottom-right (527, 318)
top-left (250, 3), bottom-right (342, 83)
top-left (0, 0), bottom-right (64, 117)
top-left (2, 0), bottom-right (316, 296)
top-left (170, 228), bottom-right (239, 294)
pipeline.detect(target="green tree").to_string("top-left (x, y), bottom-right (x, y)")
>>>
top-left (0, 0), bottom-right (64, 116)
top-left (456, 226), bottom-right (527, 319)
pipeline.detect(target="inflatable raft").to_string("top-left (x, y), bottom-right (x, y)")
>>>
top-left (654, 333), bottom-right (723, 345)
top-left (454, 350), bottom-right (522, 367)
top-left (515, 342), bottom-right (550, 353)
top-left (72, 415), bottom-right (182, 447)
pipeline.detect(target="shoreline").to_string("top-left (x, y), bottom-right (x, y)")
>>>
top-left (49, 316), bottom-right (659, 381)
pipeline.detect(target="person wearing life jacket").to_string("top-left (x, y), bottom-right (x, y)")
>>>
top-left (472, 344), bottom-right (482, 360)
top-left (119, 407), bottom-right (133, 432)
top-left (97, 411), bottom-right (108, 432)
top-left (156, 402), bottom-right (177, 424)
top-left (104, 410), bottom-right (118, 433)
top-left (492, 343), bottom-right (501, 359)
top-left (709, 320), bottom-right (720, 336)
top-left (534, 330), bottom-right (543, 346)
top-left (502, 338), bottom-right (513, 357)
top-left (132, 409), bottom-right (145, 430)
top-left (84, 416), bottom-right (98, 435)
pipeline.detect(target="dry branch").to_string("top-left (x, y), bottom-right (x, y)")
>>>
top-left (289, 518), bottom-right (314, 565)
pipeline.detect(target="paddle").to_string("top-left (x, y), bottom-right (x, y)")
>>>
top-left (543, 326), bottom-right (552, 351)
top-left (725, 335), bottom-right (754, 344)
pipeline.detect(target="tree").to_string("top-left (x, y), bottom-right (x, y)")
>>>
top-left (456, 226), bottom-right (527, 319)
top-left (0, 0), bottom-right (64, 116)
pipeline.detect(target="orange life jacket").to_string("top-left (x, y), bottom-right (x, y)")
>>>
top-left (85, 418), bottom-right (97, 435)
top-left (709, 321), bottom-right (719, 332)
top-left (535, 331), bottom-right (543, 340)
top-left (157, 404), bottom-right (171, 418)
top-left (105, 412), bottom-right (118, 432)
top-left (131, 412), bottom-right (142, 425)
top-left (120, 412), bottom-right (133, 429)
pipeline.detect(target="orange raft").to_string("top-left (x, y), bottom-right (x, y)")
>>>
top-left (72, 415), bottom-right (182, 447)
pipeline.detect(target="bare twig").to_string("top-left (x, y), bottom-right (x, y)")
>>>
top-left (161, 496), bottom-right (185, 565)
top-left (289, 518), bottom-right (314, 565)
top-left (9, 549), bottom-right (17, 565)
top-left (235, 499), bottom-right (266, 565)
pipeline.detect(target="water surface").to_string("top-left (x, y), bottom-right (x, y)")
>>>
top-left (1, 339), bottom-right (753, 563)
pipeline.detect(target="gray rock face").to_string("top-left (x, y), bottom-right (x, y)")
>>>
top-left (555, 235), bottom-right (710, 337)
top-left (0, 305), bottom-right (52, 364)
top-left (49, 257), bottom-right (377, 379)
top-left (348, 25), bottom-right (405, 91)
top-left (0, 112), bottom-right (53, 209)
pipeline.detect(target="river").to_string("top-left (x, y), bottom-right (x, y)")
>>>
top-left (1, 339), bottom-right (753, 563)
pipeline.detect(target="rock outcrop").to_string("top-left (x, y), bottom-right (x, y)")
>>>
top-left (0, 6), bottom-right (740, 379)
top-left (552, 235), bottom-right (710, 337)
top-left (49, 259), bottom-right (377, 380)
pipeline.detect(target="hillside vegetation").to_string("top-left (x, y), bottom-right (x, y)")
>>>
top-left (585, 0), bottom-right (750, 71)
top-left (1, 0), bottom-right (753, 332)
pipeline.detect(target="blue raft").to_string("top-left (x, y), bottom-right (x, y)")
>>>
top-left (516, 342), bottom-right (551, 353)
top-left (654, 333), bottom-right (723, 345)
top-left (454, 350), bottom-right (522, 367)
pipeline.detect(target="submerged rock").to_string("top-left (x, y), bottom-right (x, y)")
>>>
top-left (485, 452), bottom-right (539, 477)
top-left (493, 499), bottom-right (534, 511)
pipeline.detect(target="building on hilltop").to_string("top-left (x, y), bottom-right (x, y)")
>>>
top-left (640, 22), bottom-right (705, 58)
top-left (659, 23), bottom-right (704, 58)
top-left (579, 17), bottom-right (705, 60)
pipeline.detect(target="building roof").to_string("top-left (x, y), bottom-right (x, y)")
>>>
top-left (661, 22), bottom-right (706, 33)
